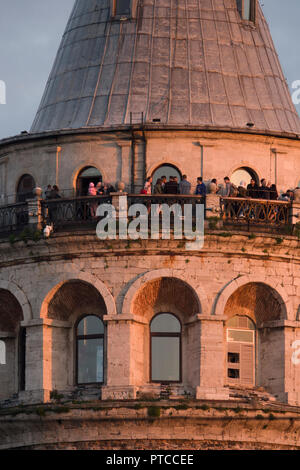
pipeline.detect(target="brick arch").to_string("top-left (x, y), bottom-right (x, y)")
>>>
top-left (122, 269), bottom-right (208, 317)
top-left (40, 271), bottom-right (116, 319)
top-left (213, 275), bottom-right (290, 321)
top-left (0, 280), bottom-right (32, 324)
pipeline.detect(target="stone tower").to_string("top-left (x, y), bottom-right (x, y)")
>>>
top-left (1, 0), bottom-right (300, 450)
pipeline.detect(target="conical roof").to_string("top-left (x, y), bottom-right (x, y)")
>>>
top-left (31, 0), bottom-right (300, 136)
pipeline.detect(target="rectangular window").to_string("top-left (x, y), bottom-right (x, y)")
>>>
top-left (114, 0), bottom-right (131, 17)
top-left (228, 352), bottom-right (240, 364)
top-left (78, 338), bottom-right (104, 384)
top-left (151, 337), bottom-right (180, 382)
top-left (237, 0), bottom-right (256, 22)
top-left (228, 369), bottom-right (240, 379)
top-left (0, 340), bottom-right (5, 365)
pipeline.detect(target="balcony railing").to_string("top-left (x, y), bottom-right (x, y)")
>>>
top-left (41, 195), bottom-right (112, 230)
top-left (220, 197), bottom-right (290, 227)
top-left (0, 194), bottom-right (296, 239)
top-left (127, 194), bottom-right (205, 212)
top-left (0, 202), bottom-right (29, 235)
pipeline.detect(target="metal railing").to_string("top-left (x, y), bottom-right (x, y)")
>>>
top-left (220, 197), bottom-right (290, 227)
top-left (127, 194), bottom-right (205, 212)
top-left (0, 194), bottom-right (294, 238)
top-left (0, 202), bottom-right (29, 234)
top-left (41, 195), bottom-right (112, 230)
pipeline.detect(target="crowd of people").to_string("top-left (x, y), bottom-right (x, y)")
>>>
top-left (142, 175), bottom-right (208, 196)
top-left (142, 175), bottom-right (299, 202)
top-left (44, 181), bottom-right (116, 200)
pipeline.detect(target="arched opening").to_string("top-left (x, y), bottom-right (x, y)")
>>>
top-left (46, 280), bottom-right (108, 390)
top-left (150, 313), bottom-right (181, 383)
top-left (152, 164), bottom-right (182, 187)
top-left (131, 277), bottom-right (200, 392)
top-left (76, 315), bottom-right (105, 385)
top-left (0, 289), bottom-right (24, 399)
top-left (224, 282), bottom-right (285, 396)
top-left (16, 174), bottom-right (36, 202)
top-left (76, 167), bottom-right (102, 196)
top-left (231, 167), bottom-right (259, 187)
top-left (226, 315), bottom-right (256, 386)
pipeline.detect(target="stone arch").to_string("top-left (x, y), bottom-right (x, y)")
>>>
top-left (213, 275), bottom-right (290, 322)
top-left (71, 162), bottom-right (108, 194)
top-left (40, 271), bottom-right (116, 320)
top-left (0, 280), bottom-right (32, 324)
top-left (229, 162), bottom-right (260, 186)
top-left (147, 161), bottom-right (183, 180)
top-left (15, 173), bottom-right (37, 203)
top-left (122, 269), bottom-right (208, 317)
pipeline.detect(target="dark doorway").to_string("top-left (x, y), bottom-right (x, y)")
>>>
top-left (76, 167), bottom-right (102, 196)
top-left (16, 174), bottom-right (36, 203)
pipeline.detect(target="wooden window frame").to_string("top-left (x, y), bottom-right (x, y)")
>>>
top-left (75, 315), bottom-right (105, 386)
top-left (150, 313), bottom-right (182, 384)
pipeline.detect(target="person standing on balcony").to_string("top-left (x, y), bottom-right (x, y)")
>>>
top-left (88, 182), bottom-right (97, 218)
top-left (269, 184), bottom-right (278, 200)
top-left (247, 179), bottom-right (259, 199)
top-left (144, 177), bottom-right (152, 195)
top-left (164, 176), bottom-right (179, 194)
top-left (195, 177), bottom-right (207, 197)
top-left (259, 179), bottom-right (270, 200)
top-left (223, 177), bottom-right (238, 197)
top-left (161, 176), bottom-right (167, 192)
top-left (45, 185), bottom-right (52, 199)
top-left (238, 181), bottom-right (247, 198)
top-left (96, 182), bottom-right (103, 195)
top-left (50, 185), bottom-right (61, 199)
top-left (153, 178), bottom-right (164, 194)
top-left (179, 175), bottom-right (191, 195)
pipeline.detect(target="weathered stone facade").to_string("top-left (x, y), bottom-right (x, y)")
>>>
top-left (1, 0), bottom-right (300, 450)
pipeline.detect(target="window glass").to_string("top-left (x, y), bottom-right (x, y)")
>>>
top-left (151, 314), bottom-right (181, 333)
top-left (77, 316), bottom-right (104, 336)
top-left (78, 338), bottom-right (103, 384)
top-left (116, 0), bottom-right (131, 16)
top-left (243, 0), bottom-right (251, 20)
top-left (0, 340), bottom-right (5, 365)
top-left (151, 337), bottom-right (180, 381)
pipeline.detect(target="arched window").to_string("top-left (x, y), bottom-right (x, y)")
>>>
top-left (16, 174), bottom-right (36, 202)
top-left (0, 340), bottom-right (5, 365)
top-left (150, 313), bottom-right (181, 383)
top-left (76, 315), bottom-right (104, 385)
top-left (152, 164), bottom-right (182, 187)
top-left (226, 315), bottom-right (255, 386)
top-left (76, 167), bottom-right (102, 196)
top-left (231, 167), bottom-right (258, 187)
